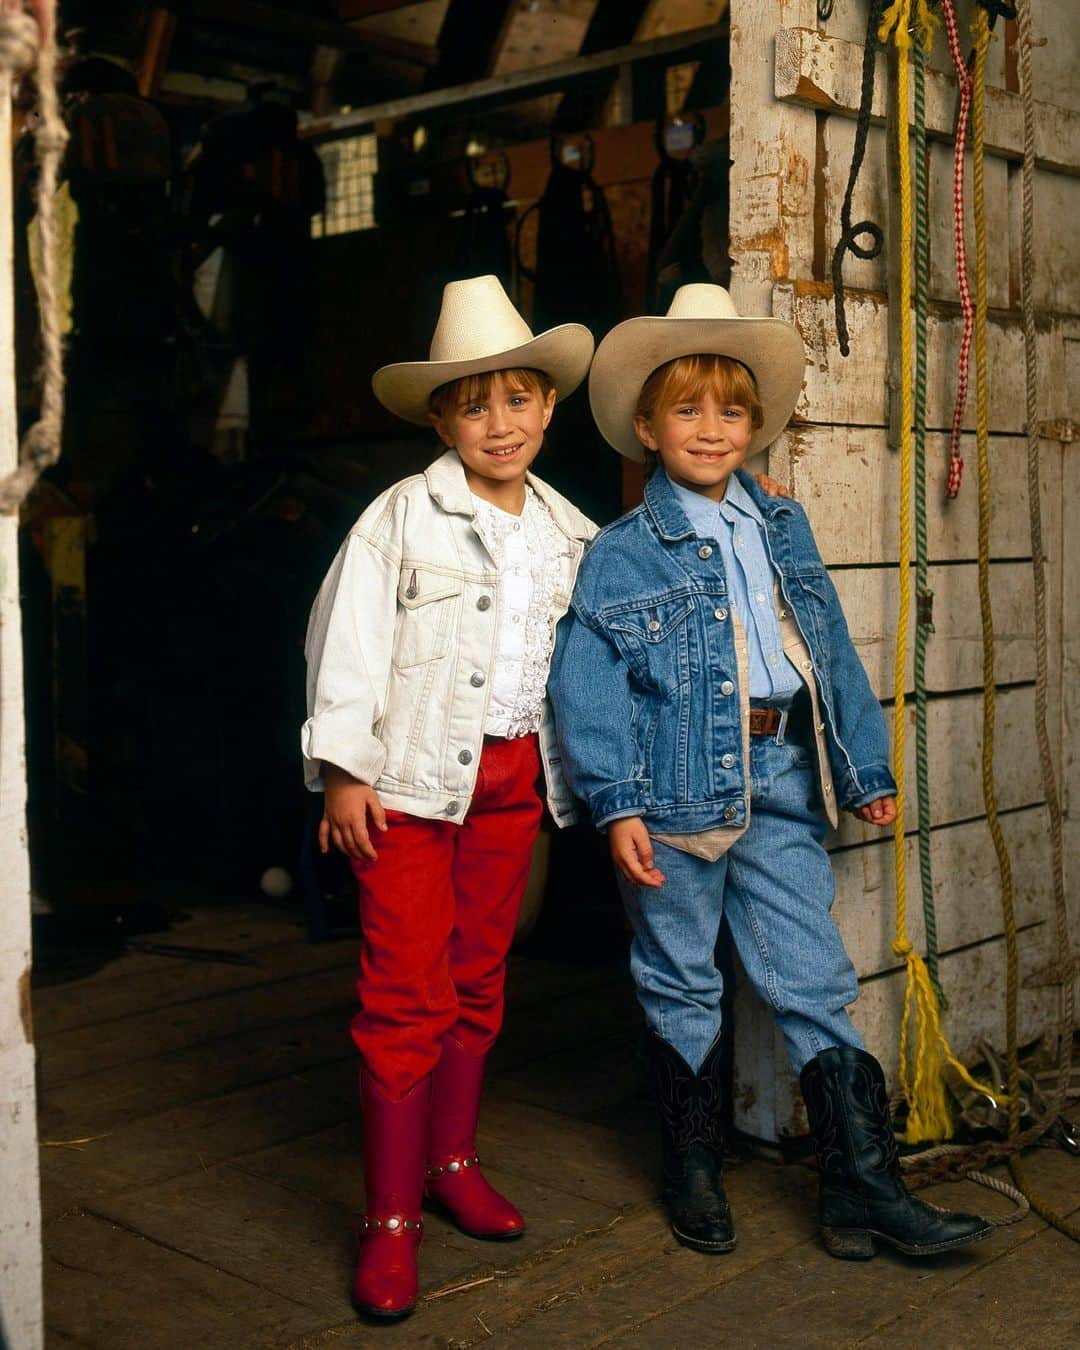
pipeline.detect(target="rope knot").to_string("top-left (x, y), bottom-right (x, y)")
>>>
top-left (914, 0), bottom-right (941, 49)
top-left (879, 0), bottom-right (914, 46)
top-left (0, 0), bottom-right (67, 516)
top-left (35, 122), bottom-right (69, 156)
top-left (892, 937), bottom-right (914, 959)
top-left (0, 11), bottom-right (40, 76)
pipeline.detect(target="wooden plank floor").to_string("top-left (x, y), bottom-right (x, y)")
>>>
top-left (35, 904), bottom-right (1080, 1349)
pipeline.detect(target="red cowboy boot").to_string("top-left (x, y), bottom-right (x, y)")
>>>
top-left (352, 1069), bottom-right (430, 1321)
top-left (425, 1034), bottom-right (524, 1240)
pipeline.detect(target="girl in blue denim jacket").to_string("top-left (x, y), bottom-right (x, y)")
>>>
top-left (548, 285), bottom-right (990, 1263)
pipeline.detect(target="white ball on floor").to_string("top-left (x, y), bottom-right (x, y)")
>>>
top-left (259, 866), bottom-right (293, 899)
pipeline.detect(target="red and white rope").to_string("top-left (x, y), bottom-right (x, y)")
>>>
top-left (941, 0), bottom-right (972, 500)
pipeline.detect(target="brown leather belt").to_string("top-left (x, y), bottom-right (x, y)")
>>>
top-left (748, 705), bottom-right (785, 737)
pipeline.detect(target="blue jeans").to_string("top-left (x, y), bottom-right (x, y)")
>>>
top-left (617, 732), bottom-right (864, 1074)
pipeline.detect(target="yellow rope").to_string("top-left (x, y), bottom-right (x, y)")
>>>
top-left (880, 0), bottom-right (997, 1144)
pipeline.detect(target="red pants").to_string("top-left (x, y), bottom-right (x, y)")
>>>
top-left (350, 734), bottom-right (542, 1100)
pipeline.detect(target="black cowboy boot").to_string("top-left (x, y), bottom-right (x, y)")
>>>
top-left (647, 1031), bottom-right (736, 1254)
top-left (800, 1047), bottom-right (994, 1259)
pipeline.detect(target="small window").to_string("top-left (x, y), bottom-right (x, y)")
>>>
top-left (312, 133), bottom-right (377, 237)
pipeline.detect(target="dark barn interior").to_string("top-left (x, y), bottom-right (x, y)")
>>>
top-left (21, 0), bottom-right (732, 956)
top-left (12, 3), bottom-right (1079, 1346)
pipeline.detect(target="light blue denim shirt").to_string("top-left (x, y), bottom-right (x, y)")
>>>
top-left (667, 474), bottom-right (802, 701)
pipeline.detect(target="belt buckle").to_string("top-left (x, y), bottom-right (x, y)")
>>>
top-left (749, 705), bottom-right (787, 739)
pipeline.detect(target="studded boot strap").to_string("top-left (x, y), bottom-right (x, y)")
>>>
top-left (426, 1154), bottom-right (480, 1180)
top-left (358, 1214), bottom-right (423, 1234)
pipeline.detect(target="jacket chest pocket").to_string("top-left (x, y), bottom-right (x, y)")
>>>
top-left (792, 570), bottom-right (832, 667)
top-left (393, 567), bottom-right (462, 668)
top-left (605, 597), bottom-right (695, 697)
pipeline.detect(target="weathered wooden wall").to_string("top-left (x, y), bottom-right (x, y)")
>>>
top-left (0, 70), bottom-right (44, 1350)
top-left (728, 0), bottom-right (1079, 1140)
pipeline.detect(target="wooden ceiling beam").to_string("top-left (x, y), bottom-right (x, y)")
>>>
top-left (334, 0), bottom-right (431, 17)
top-left (311, 44), bottom-right (343, 117)
top-left (634, 0), bottom-right (730, 41)
top-left (136, 6), bottom-right (177, 99)
top-left (426, 0), bottom-right (515, 89)
top-left (187, 1), bottom-right (379, 54)
top-left (553, 0), bottom-right (652, 129)
top-left (304, 21), bottom-right (726, 136)
top-left (488, 1), bottom-right (597, 76)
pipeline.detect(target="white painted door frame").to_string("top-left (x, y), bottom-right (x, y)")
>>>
top-left (0, 66), bottom-right (45, 1350)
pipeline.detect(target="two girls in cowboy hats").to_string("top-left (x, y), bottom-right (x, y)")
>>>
top-left (303, 277), bottom-right (990, 1322)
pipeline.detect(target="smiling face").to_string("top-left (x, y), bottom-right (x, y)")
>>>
top-left (633, 354), bottom-right (763, 501)
top-left (430, 368), bottom-right (556, 509)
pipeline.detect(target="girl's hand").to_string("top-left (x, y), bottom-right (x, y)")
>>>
top-left (609, 818), bottom-right (666, 888)
top-left (319, 764), bottom-right (388, 860)
top-left (852, 795), bottom-right (897, 827)
top-left (754, 473), bottom-right (789, 498)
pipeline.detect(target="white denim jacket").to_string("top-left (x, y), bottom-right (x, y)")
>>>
top-left (302, 450), bottom-right (597, 826)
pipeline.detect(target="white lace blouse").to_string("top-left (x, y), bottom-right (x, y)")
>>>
top-left (470, 486), bottom-right (565, 739)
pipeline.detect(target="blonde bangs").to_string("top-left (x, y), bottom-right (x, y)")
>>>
top-left (429, 366), bottom-right (554, 418)
top-left (635, 355), bottom-right (764, 430)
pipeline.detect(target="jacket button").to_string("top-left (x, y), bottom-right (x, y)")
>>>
top-left (698, 545), bottom-right (713, 560)
top-left (476, 595), bottom-right (492, 611)
top-left (458, 749), bottom-right (473, 765)
top-left (721, 753), bottom-right (736, 769)
top-left (816, 721), bottom-right (825, 734)
top-left (648, 620), bottom-right (661, 632)
top-left (779, 609), bottom-right (788, 619)
top-left (446, 800), bottom-right (461, 815)
top-left (824, 785), bottom-right (832, 795)
top-left (713, 607), bottom-right (727, 621)
top-left (802, 660), bottom-right (812, 671)
top-left (723, 805), bottom-right (738, 821)
top-left (470, 671), bottom-right (485, 687)
top-left (720, 680), bottom-right (735, 696)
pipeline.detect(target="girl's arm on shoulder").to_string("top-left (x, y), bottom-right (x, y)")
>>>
top-left (754, 472), bottom-right (788, 498)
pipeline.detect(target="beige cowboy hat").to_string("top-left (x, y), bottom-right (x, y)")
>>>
top-left (588, 284), bottom-right (807, 461)
top-left (372, 274), bottom-right (595, 424)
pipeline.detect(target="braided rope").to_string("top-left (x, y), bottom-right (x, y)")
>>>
top-left (940, 0), bottom-right (973, 500)
top-left (0, 7), bottom-right (35, 71)
top-left (902, 1097), bottom-right (1080, 1238)
top-left (831, 0), bottom-right (885, 358)
top-left (970, 5), bottom-right (1021, 1140)
top-left (899, 1145), bottom-right (1030, 1224)
top-left (0, 1), bottom-right (68, 516)
top-left (880, 0), bottom-right (997, 1144)
top-left (964, 1169), bottom-right (1031, 1224)
top-left (910, 17), bottom-right (944, 1007)
top-left (1011, 0), bottom-right (1080, 1245)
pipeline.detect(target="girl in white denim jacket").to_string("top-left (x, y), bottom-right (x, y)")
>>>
top-left (302, 276), bottom-right (598, 1322)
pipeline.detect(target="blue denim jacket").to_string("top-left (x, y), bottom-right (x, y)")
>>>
top-left (548, 468), bottom-right (897, 832)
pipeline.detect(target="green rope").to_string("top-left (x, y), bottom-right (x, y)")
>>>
top-left (911, 27), bottom-right (945, 1005)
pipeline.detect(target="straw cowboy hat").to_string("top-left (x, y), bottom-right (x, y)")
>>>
top-left (588, 283), bottom-right (807, 461)
top-left (372, 275), bottom-right (595, 425)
